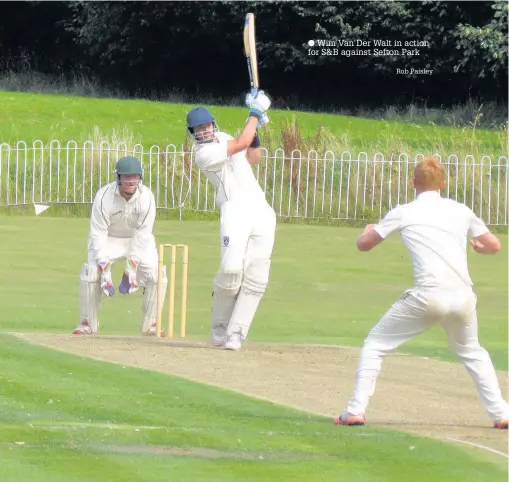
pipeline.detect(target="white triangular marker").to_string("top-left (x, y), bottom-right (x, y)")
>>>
top-left (34, 204), bottom-right (50, 216)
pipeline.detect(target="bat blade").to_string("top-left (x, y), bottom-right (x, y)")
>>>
top-left (243, 12), bottom-right (259, 93)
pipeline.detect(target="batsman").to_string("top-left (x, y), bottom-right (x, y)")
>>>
top-left (186, 90), bottom-right (276, 350)
top-left (72, 156), bottom-right (167, 336)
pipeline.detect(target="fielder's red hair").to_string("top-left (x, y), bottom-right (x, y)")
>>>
top-left (413, 157), bottom-right (445, 191)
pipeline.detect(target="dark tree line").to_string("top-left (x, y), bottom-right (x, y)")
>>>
top-left (0, 1), bottom-right (506, 109)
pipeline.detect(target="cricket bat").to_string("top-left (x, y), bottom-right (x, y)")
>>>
top-left (243, 12), bottom-right (259, 95)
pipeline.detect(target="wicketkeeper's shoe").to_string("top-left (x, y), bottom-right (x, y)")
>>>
top-left (334, 411), bottom-right (366, 426)
top-left (72, 321), bottom-right (93, 335)
top-left (224, 332), bottom-right (243, 351)
top-left (494, 419), bottom-right (508, 429)
top-left (145, 322), bottom-right (166, 337)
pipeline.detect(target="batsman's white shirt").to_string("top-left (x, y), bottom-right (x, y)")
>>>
top-left (88, 181), bottom-right (157, 263)
top-left (194, 132), bottom-right (268, 207)
top-left (373, 191), bottom-right (489, 291)
top-left (194, 131), bottom-right (276, 272)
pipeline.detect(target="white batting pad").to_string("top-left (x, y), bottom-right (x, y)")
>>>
top-left (211, 271), bottom-right (243, 346)
top-left (226, 260), bottom-right (271, 340)
top-left (141, 267), bottom-right (167, 335)
top-left (136, 263), bottom-right (158, 286)
top-left (78, 263), bottom-right (102, 333)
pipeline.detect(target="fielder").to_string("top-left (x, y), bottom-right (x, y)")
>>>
top-left (186, 91), bottom-right (276, 350)
top-left (72, 156), bottom-right (167, 336)
top-left (335, 157), bottom-right (508, 430)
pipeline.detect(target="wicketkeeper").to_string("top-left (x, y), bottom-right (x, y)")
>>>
top-left (185, 90), bottom-right (276, 350)
top-left (72, 156), bottom-right (167, 336)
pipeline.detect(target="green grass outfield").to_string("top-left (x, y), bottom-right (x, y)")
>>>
top-left (0, 215), bottom-right (507, 481)
top-left (0, 215), bottom-right (506, 368)
top-left (2, 334), bottom-right (506, 482)
top-left (0, 91), bottom-right (505, 156)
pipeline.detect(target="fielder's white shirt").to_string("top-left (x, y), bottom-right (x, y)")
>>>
top-left (88, 181), bottom-right (156, 262)
top-left (374, 191), bottom-right (489, 290)
top-left (194, 132), bottom-right (267, 207)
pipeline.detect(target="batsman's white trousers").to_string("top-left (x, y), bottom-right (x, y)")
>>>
top-left (218, 202), bottom-right (276, 272)
top-left (347, 288), bottom-right (509, 421)
top-left (87, 236), bottom-right (158, 283)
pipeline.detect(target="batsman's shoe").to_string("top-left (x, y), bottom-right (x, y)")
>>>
top-left (212, 337), bottom-right (226, 348)
top-left (224, 332), bottom-right (243, 351)
top-left (494, 419), bottom-right (508, 429)
top-left (72, 321), bottom-right (93, 335)
top-left (334, 411), bottom-right (366, 426)
top-left (212, 326), bottom-right (227, 348)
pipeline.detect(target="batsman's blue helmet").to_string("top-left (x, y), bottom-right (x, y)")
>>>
top-left (186, 107), bottom-right (216, 133)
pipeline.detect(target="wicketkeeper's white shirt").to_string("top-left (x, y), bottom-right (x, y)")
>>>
top-left (194, 132), bottom-right (267, 207)
top-left (374, 191), bottom-right (490, 290)
top-left (88, 181), bottom-right (156, 262)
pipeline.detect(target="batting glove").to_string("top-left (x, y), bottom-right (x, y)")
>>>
top-left (245, 112), bottom-right (269, 129)
top-left (245, 91), bottom-right (255, 108)
top-left (119, 258), bottom-right (139, 295)
top-left (247, 90), bottom-right (271, 120)
top-left (97, 260), bottom-right (115, 297)
top-left (246, 90), bottom-right (271, 109)
top-left (258, 112), bottom-right (270, 128)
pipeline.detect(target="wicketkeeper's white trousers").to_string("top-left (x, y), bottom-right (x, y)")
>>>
top-left (87, 236), bottom-right (158, 284)
top-left (346, 288), bottom-right (509, 422)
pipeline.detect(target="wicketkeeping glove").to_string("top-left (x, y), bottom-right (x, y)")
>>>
top-left (119, 257), bottom-right (139, 295)
top-left (97, 260), bottom-right (115, 297)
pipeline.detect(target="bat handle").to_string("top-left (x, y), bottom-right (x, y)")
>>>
top-left (251, 87), bottom-right (259, 96)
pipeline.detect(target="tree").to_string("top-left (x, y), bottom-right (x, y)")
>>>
top-left (0, 1), bottom-right (77, 73)
top-left (1, 1), bottom-right (505, 106)
top-left (453, 0), bottom-right (508, 80)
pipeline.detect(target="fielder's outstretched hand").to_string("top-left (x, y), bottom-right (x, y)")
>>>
top-left (470, 239), bottom-right (484, 253)
top-left (363, 223), bottom-right (377, 233)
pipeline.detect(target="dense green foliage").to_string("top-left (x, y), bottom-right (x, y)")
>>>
top-left (0, 1), bottom-right (507, 109)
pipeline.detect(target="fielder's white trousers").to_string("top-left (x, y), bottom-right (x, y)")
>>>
top-left (347, 288), bottom-right (509, 422)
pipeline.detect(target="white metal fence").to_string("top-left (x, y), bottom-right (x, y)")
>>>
top-left (0, 140), bottom-right (507, 226)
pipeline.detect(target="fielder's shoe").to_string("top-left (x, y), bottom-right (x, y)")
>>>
top-left (72, 321), bottom-right (93, 335)
top-left (224, 332), bottom-right (243, 351)
top-left (494, 419), bottom-right (508, 429)
top-left (334, 411), bottom-right (366, 426)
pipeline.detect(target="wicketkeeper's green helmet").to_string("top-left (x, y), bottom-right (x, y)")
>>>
top-left (115, 156), bottom-right (143, 177)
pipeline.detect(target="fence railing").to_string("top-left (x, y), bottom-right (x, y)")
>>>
top-left (0, 140), bottom-right (507, 226)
